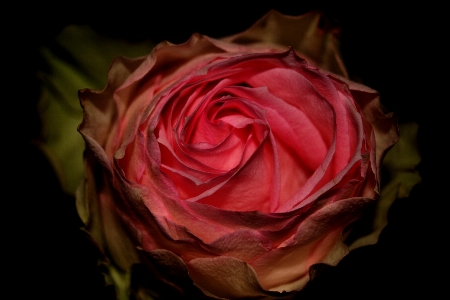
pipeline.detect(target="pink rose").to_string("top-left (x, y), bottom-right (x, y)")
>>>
top-left (77, 10), bottom-right (398, 299)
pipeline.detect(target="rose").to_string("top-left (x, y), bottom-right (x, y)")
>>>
top-left (77, 10), bottom-right (398, 299)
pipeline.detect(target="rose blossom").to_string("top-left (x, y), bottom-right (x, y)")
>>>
top-left (77, 10), bottom-right (398, 299)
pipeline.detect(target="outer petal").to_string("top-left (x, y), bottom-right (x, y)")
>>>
top-left (250, 197), bottom-right (371, 292)
top-left (349, 83), bottom-right (399, 176)
top-left (187, 257), bottom-right (294, 299)
top-left (76, 149), bottom-right (141, 273)
top-left (79, 55), bottom-right (146, 153)
top-left (133, 249), bottom-right (220, 299)
top-left (222, 10), bottom-right (348, 77)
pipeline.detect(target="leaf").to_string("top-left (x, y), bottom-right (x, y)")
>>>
top-left (37, 25), bottom-right (155, 194)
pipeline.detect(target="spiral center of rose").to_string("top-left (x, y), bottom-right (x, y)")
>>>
top-left (150, 52), bottom-right (341, 212)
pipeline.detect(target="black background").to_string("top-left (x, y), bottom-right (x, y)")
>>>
top-left (6, 1), bottom-right (443, 299)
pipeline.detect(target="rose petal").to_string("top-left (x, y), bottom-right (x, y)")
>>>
top-left (251, 197), bottom-right (370, 291)
top-left (187, 256), bottom-right (293, 299)
top-left (222, 10), bottom-right (348, 77)
top-left (136, 249), bottom-right (217, 299)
